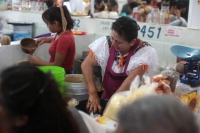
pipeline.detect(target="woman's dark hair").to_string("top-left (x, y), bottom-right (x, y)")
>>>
top-left (144, 0), bottom-right (151, 5)
top-left (0, 64), bottom-right (79, 133)
top-left (110, 1), bottom-right (118, 8)
top-left (108, 0), bottom-right (118, 11)
top-left (95, 0), bottom-right (104, 10)
top-left (177, 2), bottom-right (186, 10)
top-left (112, 16), bottom-right (140, 42)
top-left (169, 0), bottom-right (177, 8)
top-left (117, 95), bottom-right (199, 133)
top-left (95, 0), bottom-right (103, 6)
top-left (45, 0), bottom-right (54, 8)
top-left (42, 6), bottom-right (74, 30)
top-left (129, 2), bottom-right (139, 11)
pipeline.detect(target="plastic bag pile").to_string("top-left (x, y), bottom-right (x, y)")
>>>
top-left (104, 75), bottom-right (171, 121)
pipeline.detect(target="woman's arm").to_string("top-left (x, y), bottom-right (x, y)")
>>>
top-left (81, 53), bottom-right (102, 113)
top-left (30, 35), bottom-right (70, 66)
top-left (115, 65), bottom-right (146, 93)
top-left (36, 37), bottom-right (54, 45)
top-left (29, 52), bottom-right (66, 66)
top-left (28, 52), bottom-right (66, 66)
top-left (81, 53), bottom-right (98, 96)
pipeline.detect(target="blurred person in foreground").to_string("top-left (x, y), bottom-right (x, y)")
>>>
top-left (0, 64), bottom-right (106, 133)
top-left (115, 95), bottom-right (199, 133)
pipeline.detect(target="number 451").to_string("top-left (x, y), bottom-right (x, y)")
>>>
top-left (140, 26), bottom-right (162, 39)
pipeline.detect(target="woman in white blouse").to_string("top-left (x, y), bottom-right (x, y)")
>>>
top-left (81, 16), bottom-right (158, 113)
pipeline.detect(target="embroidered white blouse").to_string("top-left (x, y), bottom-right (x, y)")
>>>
top-left (89, 36), bottom-right (158, 78)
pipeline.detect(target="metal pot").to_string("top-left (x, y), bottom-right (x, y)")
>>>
top-left (16, 60), bottom-right (30, 65)
top-left (20, 38), bottom-right (37, 54)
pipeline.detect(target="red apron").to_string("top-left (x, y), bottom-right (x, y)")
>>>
top-left (101, 39), bottom-right (141, 99)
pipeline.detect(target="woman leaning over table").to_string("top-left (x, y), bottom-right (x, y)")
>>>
top-left (81, 16), bottom-right (158, 113)
top-left (29, 6), bottom-right (76, 74)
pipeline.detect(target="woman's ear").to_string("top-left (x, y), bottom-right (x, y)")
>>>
top-left (130, 39), bottom-right (136, 46)
top-left (54, 21), bottom-right (60, 27)
top-left (13, 115), bottom-right (29, 127)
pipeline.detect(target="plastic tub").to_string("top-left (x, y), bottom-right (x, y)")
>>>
top-left (39, 66), bottom-right (65, 79)
top-left (38, 66), bottom-right (65, 94)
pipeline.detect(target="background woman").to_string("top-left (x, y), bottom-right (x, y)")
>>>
top-left (94, 0), bottom-right (106, 12)
top-left (81, 16), bottom-right (158, 113)
top-left (29, 6), bottom-right (76, 74)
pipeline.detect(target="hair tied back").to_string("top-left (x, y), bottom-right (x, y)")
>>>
top-left (59, 6), bottom-right (67, 32)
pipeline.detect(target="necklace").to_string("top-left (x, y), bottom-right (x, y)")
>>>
top-left (57, 30), bottom-right (63, 35)
top-left (55, 30), bottom-right (63, 40)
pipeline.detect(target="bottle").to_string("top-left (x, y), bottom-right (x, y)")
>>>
top-left (132, 7), bottom-right (140, 22)
top-left (152, 7), bottom-right (160, 24)
top-left (146, 10), bottom-right (152, 23)
top-left (160, 2), bottom-right (169, 24)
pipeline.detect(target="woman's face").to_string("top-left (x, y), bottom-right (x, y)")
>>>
top-left (96, 1), bottom-right (104, 10)
top-left (111, 5), bottom-right (118, 12)
top-left (44, 20), bottom-right (57, 33)
top-left (111, 30), bottom-right (135, 55)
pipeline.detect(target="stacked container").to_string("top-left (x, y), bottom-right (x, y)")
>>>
top-left (39, 66), bottom-right (65, 95)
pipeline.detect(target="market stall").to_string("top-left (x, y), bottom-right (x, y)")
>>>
top-left (0, 0), bottom-right (200, 132)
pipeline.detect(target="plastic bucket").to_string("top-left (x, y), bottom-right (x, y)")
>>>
top-left (38, 66), bottom-right (65, 94)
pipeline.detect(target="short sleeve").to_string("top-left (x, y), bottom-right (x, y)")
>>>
top-left (89, 36), bottom-right (110, 76)
top-left (56, 37), bottom-right (72, 54)
top-left (126, 46), bottom-right (158, 76)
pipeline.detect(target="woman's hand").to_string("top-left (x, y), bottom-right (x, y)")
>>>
top-left (36, 38), bottom-right (45, 46)
top-left (28, 56), bottom-right (42, 65)
top-left (175, 9), bottom-right (181, 19)
top-left (87, 93), bottom-right (102, 114)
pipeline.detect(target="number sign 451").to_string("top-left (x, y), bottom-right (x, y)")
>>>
top-left (140, 25), bottom-right (162, 39)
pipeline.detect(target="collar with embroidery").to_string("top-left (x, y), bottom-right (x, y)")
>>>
top-left (115, 52), bottom-right (128, 68)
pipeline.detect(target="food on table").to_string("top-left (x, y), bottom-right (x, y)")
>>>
top-left (67, 98), bottom-right (79, 107)
top-left (98, 11), bottom-right (109, 18)
top-left (64, 74), bottom-right (85, 83)
top-left (1, 35), bottom-right (11, 45)
top-left (103, 94), bottom-right (127, 121)
top-left (108, 11), bottom-right (118, 18)
top-left (72, 30), bottom-right (82, 35)
top-left (104, 75), bottom-right (158, 121)
top-left (71, 12), bottom-right (87, 16)
top-left (151, 74), bottom-right (171, 94)
top-left (161, 70), bottom-right (179, 92)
